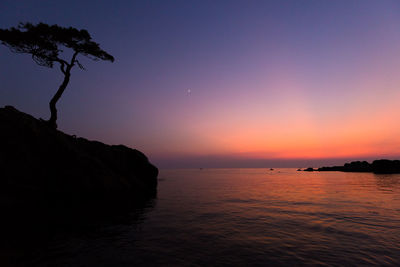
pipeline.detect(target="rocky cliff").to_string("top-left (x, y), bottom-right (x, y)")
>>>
top-left (0, 106), bottom-right (158, 218)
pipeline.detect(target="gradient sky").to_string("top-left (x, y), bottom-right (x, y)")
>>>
top-left (1, 0), bottom-right (400, 168)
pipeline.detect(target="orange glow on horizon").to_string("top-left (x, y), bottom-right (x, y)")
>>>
top-left (145, 66), bottom-right (400, 161)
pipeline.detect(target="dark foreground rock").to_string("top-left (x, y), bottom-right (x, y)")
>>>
top-left (0, 106), bottom-right (158, 225)
top-left (316, 160), bottom-right (400, 174)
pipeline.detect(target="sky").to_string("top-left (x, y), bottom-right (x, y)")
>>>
top-left (1, 0), bottom-right (400, 168)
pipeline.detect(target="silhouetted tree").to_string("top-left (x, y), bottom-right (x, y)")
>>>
top-left (0, 22), bottom-right (114, 128)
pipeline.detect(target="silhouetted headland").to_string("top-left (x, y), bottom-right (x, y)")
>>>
top-left (0, 106), bottom-right (158, 228)
top-left (300, 160), bottom-right (400, 174)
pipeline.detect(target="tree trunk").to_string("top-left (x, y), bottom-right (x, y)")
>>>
top-left (48, 68), bottom-right (71, 128)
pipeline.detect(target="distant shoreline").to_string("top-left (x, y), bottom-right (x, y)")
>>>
top-left (300, 159), bottom-right (400, 174)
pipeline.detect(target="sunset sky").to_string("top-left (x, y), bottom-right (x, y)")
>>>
top-left (1, 0), bottom-right (400, 168)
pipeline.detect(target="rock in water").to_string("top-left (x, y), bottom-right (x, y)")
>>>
top-left (317, 160), bottom-right (400, 174)
top-left (0, 106), bottom-right (158, 219)
top-left (372, 159), bottom-right (400, 174)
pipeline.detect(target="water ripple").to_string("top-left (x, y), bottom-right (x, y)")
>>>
top-left (3, 168), bottom-right (400, 266)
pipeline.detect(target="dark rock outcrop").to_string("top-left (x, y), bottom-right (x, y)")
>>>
top-left (0, 106), bottom-right (158, 218)
top-left (372, 159), bottom-right (400, 174)
top-left (303, 167), bottom-right (314, 172)
top-left (317, 160), bottom-right (400, 174)
top-left (317, 161), bottom-right (372, 172)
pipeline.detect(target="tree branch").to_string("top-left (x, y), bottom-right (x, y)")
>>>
top-left (55, 58), bottom-right (69, 66)
top-left (75, 60), bottom-right (86, 70)
top-left (70, 51), bottom-right (79, 67)
top-left (54, 58), bottom-right (69, 74)
top-left (59, 62), bottom-right (66, 75)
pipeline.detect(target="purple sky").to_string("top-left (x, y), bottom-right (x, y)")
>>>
top-left (1, 1), bottom-right (400, 168)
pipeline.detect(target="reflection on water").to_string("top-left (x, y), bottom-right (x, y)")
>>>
top-left (0, 197), bottom-right (156, 267)
top-left (2, 169), bottom-right (400, 266)
top-left (375, 173), bottom-right (400, 191)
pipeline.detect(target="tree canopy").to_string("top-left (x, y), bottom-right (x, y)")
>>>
top-left (0, 22), bottom-right (114, 68)
top-left (0, 22), bottom-right (114, 128)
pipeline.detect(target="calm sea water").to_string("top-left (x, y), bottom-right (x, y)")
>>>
top-left (4, 168), bottom-right (400, 266)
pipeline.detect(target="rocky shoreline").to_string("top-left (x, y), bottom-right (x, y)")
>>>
top-left (0, 106), bottom-right (158, 222)
top-left (300, 159), bottom-right (400, 174)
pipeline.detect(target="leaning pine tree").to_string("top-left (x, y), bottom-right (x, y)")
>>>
top-left (0, 22), bottom-right (114, 128)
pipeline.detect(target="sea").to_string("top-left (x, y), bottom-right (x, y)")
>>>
top-left (2, 168), bottom-right (400, 266)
